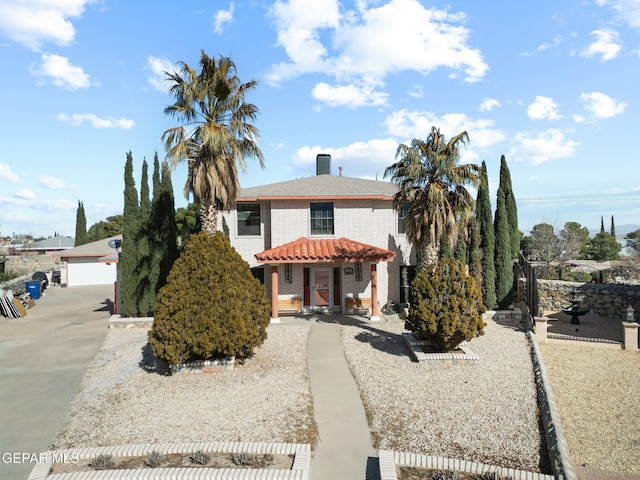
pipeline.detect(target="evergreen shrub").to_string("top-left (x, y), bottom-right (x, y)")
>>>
top-left (405, 258), bottom-right (485, 351)
top-left (148, 231), bottom-right (270, 365)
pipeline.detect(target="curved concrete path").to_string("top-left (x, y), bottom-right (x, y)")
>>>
top-left (0, 284), bottom-right (113, 480)
top-left (306, 322), bottom-right (379, 480)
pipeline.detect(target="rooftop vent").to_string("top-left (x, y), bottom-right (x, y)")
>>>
top-left (316, 154), bottom-right (331, 175)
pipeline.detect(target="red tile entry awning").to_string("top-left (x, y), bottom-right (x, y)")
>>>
top-left (255, 237), bottom-right (396, 263)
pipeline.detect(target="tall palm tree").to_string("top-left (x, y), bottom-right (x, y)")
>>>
top-left (385, 126), bottom-right (480, 270)
top-left (162, 51), bottom-right (264, 234)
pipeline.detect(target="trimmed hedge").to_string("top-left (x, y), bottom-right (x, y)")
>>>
top-left (148, 231), bottom-right (270, 365)
top-left (406, 257), bottom-right (485, 352)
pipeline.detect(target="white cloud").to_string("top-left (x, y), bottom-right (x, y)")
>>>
top-left (0, 162), bottom-right (19, 183)
top-left (31, 54), bottom-right (91, 90)
top-left (527, 96), bottom-right (562, 120)
top-left (147, 56), bottom-right (175, 93)
top-left (57, 113), bottom-right (135, 129)
top-left (14, 188), bottom-right (35, 201)
top-left (579, 91), bottom-right (626, 119)
top-left (0, 0), bottom-right (95, 50)
top-left (312, 81), bottom-right (388, 107)
top-left (581, 29), bottom-right (622, 61)
top-left (291, 138), bottom-right (398, 178)
top-left (508, 129), bottom-right (579, 165)
top-left (267, 0), bottom-right (488, 108)
top-left (537, 35), bottom-right (563, 52)
top-left (408, 84), bottom-right (424, 98)
top-left (384, 109), bottom-right (505, 149)
top-left (38, 175), bottom-right (77, 189)
top-left (596, 0), bottom-right (640, 30)
top-left (213, 3), bottom-right (235, 34)
top-left (479, 98), bottom-right (500, 112)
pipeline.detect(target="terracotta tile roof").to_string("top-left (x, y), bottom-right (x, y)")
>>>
top-left (255, 237), bottom-right (396, 263)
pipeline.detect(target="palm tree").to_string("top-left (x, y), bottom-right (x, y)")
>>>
top-left (162, 51), bottom-right (264, 234)
top-left (385, 126), bottom-right (480, 270)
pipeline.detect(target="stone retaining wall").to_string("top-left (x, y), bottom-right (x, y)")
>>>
top-left (2, 255), bottom-right (60, 276)
top-left (0, 274), bottom-right (32, 296)
top-left (538, 279), bottom-right (640, 319)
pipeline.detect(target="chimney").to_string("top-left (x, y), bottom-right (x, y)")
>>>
top-left (339, 166), bottom-right (343, 176)
top-left (316, 154), bottom-right (331, 175)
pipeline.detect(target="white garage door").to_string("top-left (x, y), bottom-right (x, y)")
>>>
top-left (67, 257), bottom-right (116, 286)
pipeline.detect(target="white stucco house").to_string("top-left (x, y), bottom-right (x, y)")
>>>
top-left (219, 154), bottom-right (417, 322)
top-left (53, 235), bottom-right (121, 287)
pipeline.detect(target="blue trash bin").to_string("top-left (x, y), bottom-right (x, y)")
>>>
top-left (25, 280), bottom-right (42, 300)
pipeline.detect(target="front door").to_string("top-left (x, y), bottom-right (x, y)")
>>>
top-left (312, 268), bottom-right (332, 307)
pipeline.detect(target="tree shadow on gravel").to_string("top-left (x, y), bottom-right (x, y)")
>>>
top-left (489, 312), bottom-right (531, 333)
top-left (352, 323), bottom-right (408, 358)
top-left (138, 343), bottom-right (171, 375)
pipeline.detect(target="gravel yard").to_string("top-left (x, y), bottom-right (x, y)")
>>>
top-left (341, 315), bottom-right (548, 473)
top-left (538, 342), bottom-right (640, 474)
top-left (52, 325), bottom-right (316, 449)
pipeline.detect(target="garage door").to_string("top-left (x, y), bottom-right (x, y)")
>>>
top-left (67, 257), bottom-right (116, 286)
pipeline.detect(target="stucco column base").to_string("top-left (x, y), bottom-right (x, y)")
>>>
top-left (534, 316), bottom-right (548, 344)
top-left (369, 315), bottom-right (380, 322)
top-left (270, 318), bottom-right (281, 324)
top-left (622, 321), bottom-right (639, 351)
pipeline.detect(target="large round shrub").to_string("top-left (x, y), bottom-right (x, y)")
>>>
top-left (406, 257), bottom-right (485, 351)
top-left (148, 231), bottom-right (270, 365)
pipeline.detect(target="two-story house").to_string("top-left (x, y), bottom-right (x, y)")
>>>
top-left (220, 154), bottom-right (416, 323)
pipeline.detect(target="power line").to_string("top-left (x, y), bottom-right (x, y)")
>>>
top-left (516, 191), bottom-right (640, 205)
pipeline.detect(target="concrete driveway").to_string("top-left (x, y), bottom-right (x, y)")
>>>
top-left (0, 284), bottom-right (113, 480)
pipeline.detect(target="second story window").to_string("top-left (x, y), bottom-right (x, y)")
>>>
top-left (398, 204), bottom-right (410, 234)
top-left (237, 204), bottom-right (261, 236)
top-left (310, 202), bottom-right (334, 235)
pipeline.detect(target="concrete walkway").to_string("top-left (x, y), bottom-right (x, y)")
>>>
top-left (306, 322), bottom-right (379, 480)
top-left (0, 284), bottom-right (113, 480)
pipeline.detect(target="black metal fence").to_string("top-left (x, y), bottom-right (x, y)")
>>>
top-left (519, 252), bottom-right (539, 317)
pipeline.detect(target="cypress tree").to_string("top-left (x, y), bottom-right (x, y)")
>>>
top-left (468, 215), bottom-right (482, 290)
top-left (440, 237), bottom-right (453, 259)
top-left (148, 160), bottom-right (178, 314)
top-left (74, 201), bottom-right (89, 246)
top-left (477, 161), bottom-right (496, 308)
top-left (157, 161), bottom-right (178, 293)
top-left (152, 152), bottom-right (161, 202)
top-left (148, 165), bottom-right (161, 314)
top-left (610, 215), bottom-right (616, 238)
top-left (122, 151), bottom-right (140, 317)
top-left (600, 216), bottom-right (605, 234)
top-left (494, 187), bottom-right (513, 308)
top-left (454, 228), bottom-right (467, 265)
top-left (137, 159), bottom-right (153, 316)
top-left (499, 156), bottom-right (519, 259)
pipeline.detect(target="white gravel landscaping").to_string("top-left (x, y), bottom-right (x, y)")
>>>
top-left (52, 314), bottom-right (550, 474)
top-left (52, 325), bottom-right (316, 449)
top-left (539, 342), bottom-right (640, 474)
top-left (341, 315), bottom-right (547, 473)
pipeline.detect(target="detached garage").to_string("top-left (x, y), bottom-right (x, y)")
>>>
top-left (54, 235), bottom-right (121, 287)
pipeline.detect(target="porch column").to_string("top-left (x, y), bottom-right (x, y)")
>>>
top-left (270, 265), bottom-right (280, 324)
top-left (370, 263), bottom-right (380, 321)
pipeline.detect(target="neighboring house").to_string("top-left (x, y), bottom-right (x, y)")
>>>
top-left (53, 235), bottom-right (121, 287)
top-left (220, 154), bottom-right (416, 322)
top-left (14, 236), bottom-right (75, 255)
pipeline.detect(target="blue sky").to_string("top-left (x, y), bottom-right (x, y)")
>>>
top-left (1, 0), bottom-right (639, 239)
